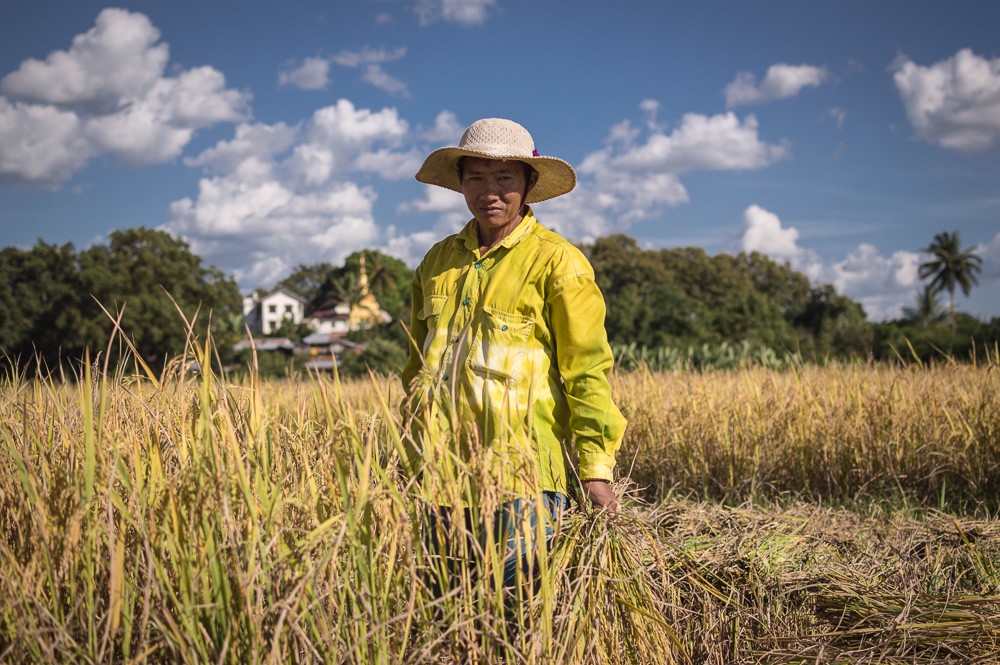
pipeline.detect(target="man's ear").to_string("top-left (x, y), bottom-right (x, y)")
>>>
top-left (526, 170), bottom-right (539, 195)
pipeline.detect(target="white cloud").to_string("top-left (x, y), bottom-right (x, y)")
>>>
top-left (832, 141), bottom-right (848, 161)
top-left (331, 46), bottom-right (408, 96)
top-left (893, 48), bottom-right (1000, 152)
top-left (741, 205), bottom-right (800, 259)
top-left (827, 107), bottom-right (846, 129)
top-left (416, 0), bottom-right (497, 25)
top-left (83, 66), bottom-right (248, 166)
top-left (162, 99), bottom-right (423, 287)
top-left (737, 204), bottom-right (922, 320)
top-left (1, 8), bottom-right (168, 111)
top-left (549, 108), bottom-right (787, 238)
top-left (278, 56), bottom-right (330, 90)
top-left (166, 174), bottom-right (382, 288)
top-left (530, 188), bottom-right (628, 243)
top-left (423, 110), bottom-right (464, 144)
top-left (361, 64), bottom-right (409, 97)
top-left (332, 46), bottom-right (406, 68)
top-left (639, 99), bottom-right (661, 129)
top-left (0, 8), bottom-right (248, 184)
top-left (396, 185), bottom-right (472, 249)
top-left (354, 147), bottom-right (423, 179)
top-left (157, 67), bottom-right (248, 127)
top-left (725, 63), bottom-right (829, 108)
top-left (384, 228), bottom-right (439, 267)
top-left (831, 244), bottom-right (920, 297)
top-left (184, 121), bottom-right (298, 173)
top-left (978, 232), bottom-right (1000, 282)
top-left (401, 184), bottom-right (465, 215)
top-left (605, 119), bottom-right (640, 148)
top-left (0, 98), bottom-right (91, 183)
top-left (607, 112), bottom-right (788, 173)
top-left (302, 98), bottom-right (408, 154)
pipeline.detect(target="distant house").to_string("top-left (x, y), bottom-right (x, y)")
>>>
top-left (233, 337), bottom-right (295, 354)
top-left (302, 337), bottom-right (366, 373)
top-left (242, 288), bottom-right (308, 335)
top-left (301, 333), bottom-right (365, 355)
top-left (308, 298), bottom-right (353, 335)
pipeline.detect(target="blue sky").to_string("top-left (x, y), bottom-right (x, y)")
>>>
top-left (1, 0), bottom-right (998, 320)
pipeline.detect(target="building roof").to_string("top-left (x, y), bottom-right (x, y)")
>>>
top-left (233, 337), bottom-right (295, 352)
top-left (249, 288), bottom-right (309, 304)
top-left (302, 332), bottom-right (334, 345)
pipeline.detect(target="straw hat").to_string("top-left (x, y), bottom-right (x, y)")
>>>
top-left (415, 118), bottom-right (576, 203)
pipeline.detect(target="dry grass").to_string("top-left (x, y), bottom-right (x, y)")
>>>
top-left (0, 341), bottom-right (998, 664)
top-left (615, 360), bottom-right (1000, 511)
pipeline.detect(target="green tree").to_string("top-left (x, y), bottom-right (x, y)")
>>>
top-left (330, 273), bottom-right (364, 308)
top-left (339, 250), bottom-right (412, 322)
top-left (586, 235), bottom-right (696, 346)
top-left (268, 316), bottom-right (312, 342)
top-left (919, 231), bottom-right (982, 333)
top-left (338, 336), bottom-right (409, 377)
top-left (274, 262), bottom-right (338, 311)
top-left (364, 251), bottom-right (399, 304)
top-left (583, 234), bottom-right (869, 357)
top-left (901, 285), bottom-right (947, 329)
top-left (792, 285), bottom-right (871, 358)
top-left (2, 229), bottom-right (240, 373)
top-left (78, 227), bottom-right (241, 369)
top-left (0, 241), bottom-right (87, 369)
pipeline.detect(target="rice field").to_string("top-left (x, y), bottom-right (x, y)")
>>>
top-left (1, 340), bottom-right (998, 664)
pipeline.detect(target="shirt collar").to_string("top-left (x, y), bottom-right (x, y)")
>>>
top-left (458, 206), bottom-right (537, 256)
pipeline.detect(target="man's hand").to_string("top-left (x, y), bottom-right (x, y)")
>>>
top-left (582, 480), bottom-right (619, 512)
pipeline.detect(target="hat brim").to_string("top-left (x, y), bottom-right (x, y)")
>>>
top-left (415, 147), bottom-right (576, 203)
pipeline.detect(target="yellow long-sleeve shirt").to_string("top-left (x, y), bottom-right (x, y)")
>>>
top-left (400, 208), bottom-right (627, 503)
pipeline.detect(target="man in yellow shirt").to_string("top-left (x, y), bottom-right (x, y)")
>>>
top-left (402, 117), bottom-right (627, 589)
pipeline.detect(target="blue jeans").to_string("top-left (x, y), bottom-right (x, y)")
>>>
top-left (423, 491), bottom-right (568, 595)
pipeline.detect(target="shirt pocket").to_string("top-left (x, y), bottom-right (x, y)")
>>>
top-left (419, 294), bottom-right (447, 320)
top-left (467, 306), bottom-right (535, 383)
top-left (419, 294), bottom-right (448, 356)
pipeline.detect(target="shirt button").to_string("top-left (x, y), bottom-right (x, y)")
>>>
top-left (443, 374), bottom-right (450, 381)
top-left (475, 263), bottom-right (481, 269)
top-left (501, 325), bottom-right (508, 331)
top-left (463, 298), bottom-right (470, 306)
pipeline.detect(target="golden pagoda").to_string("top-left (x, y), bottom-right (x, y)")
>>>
top-left (349, 252), bottom-right (390, 329)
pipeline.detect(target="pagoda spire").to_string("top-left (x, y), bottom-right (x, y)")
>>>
top-left (358, 252), bottom-right (370, 296)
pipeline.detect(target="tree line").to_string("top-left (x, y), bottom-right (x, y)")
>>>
top-left (584, 232), bottom-right (995, 362)
top-left (2, 226), bottom-right (995, 376)
top-left (0, 228), bottom-right (241, 373)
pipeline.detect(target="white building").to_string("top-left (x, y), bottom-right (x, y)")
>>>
top-left (308, 299), bottom-right (353, 335)
top-left (242, 288), bottom-right (308, 335)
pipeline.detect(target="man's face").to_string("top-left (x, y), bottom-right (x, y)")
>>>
top-left (460, 158), bottom-right (537, 230)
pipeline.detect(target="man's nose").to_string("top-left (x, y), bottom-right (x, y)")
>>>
top-left (482, 177), bottom-right (499, 197)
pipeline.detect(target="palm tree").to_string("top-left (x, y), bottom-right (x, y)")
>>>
top-left (331, 273), bottom-right (363, 307)
top-left (901, 285), bottom-right (946, 329)
top-left (919, 231), bottom-right (982, 333)
top-left (365, 251), bottom-right (398, 303)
